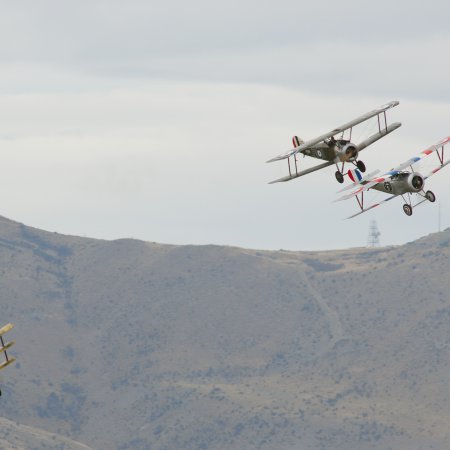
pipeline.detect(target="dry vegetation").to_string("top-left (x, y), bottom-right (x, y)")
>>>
top-left (1, 215), bottom-right (450, 449)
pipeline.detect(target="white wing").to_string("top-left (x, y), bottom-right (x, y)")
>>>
top-left (346, 195), bottom-right (398, 219)
top-left (423, 158), bottom-right (450, 180)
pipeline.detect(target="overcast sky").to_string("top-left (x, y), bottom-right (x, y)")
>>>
top-left (0, 0), bottom-right (449, 250)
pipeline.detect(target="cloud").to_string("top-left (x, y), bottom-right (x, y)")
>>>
top-left (0, 1), bottom-right (448, 249)
top-left (0, 0), bottom-right (448, 103)
top-left (1, 1), bottom-right (449, 59)
top-left (0, 81), bottom-right (448, 250)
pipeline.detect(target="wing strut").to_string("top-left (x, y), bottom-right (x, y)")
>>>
top-left (286, 154), bottom-right (300, 178)
top-left (437, 142), bottom-right (445, 164)
top-left (356, 191), bottom-right (364, 210)
top-left (377, 110), bottom-right (389, 135)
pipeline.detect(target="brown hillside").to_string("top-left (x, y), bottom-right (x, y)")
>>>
top-left (1, 215), bottom-right (450, 449)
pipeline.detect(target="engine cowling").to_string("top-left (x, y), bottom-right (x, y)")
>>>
top-left (338, 143), bottom-right (358, 161)
top-left (407, 173), bottom-right (424, 192)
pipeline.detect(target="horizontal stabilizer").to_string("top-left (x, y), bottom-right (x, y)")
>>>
top-left (0, 357), bottom-right (16, 371)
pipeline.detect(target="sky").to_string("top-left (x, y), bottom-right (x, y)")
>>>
top-left (0, 0), bottom-right (449, 251)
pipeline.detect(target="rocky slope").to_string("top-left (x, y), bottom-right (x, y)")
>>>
top-left (0, 417), bottom-right (94, 450)
top-left (1, 215), bottom-right (450, 449)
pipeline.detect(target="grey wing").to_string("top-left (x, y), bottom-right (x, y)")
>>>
top-left (330, 101), bottom-right (399, 138)
top-left (267, 101), bottom-right (399, 163)
top-left (268, 160), bottom-right (334, 183)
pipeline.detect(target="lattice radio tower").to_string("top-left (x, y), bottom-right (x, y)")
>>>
top-left (367, 220), bottom-right (381, 247)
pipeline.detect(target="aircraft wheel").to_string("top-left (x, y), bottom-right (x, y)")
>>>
top-left (425, 190), bottom-right (436, 202)
top-left (335, 171), bottom-right (344, 183)
top-left (403, 204), bottom-right (413, 216)
top-left (356, 160), bottom-right (366, 172)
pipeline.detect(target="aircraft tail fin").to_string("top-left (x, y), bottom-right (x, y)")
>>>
top-left (292, 136), bottom-right (304, 148)
top-left (337, 169), bottom-right (381, 193)
top-left (347, 168), bottom-right (363, 183)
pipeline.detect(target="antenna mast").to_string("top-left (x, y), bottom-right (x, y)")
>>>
top-left (367, 220), bottom-right (381, 247)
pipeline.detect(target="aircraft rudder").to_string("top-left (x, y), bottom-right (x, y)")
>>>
top-left (292, 136), bottom-right (304, 148)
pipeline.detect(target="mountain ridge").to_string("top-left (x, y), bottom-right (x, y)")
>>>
top-left (1, 215), bottom-right (450, 449)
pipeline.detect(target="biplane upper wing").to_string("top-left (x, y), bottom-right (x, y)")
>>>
top-left (266, 100), bottom-right (399, 163)
top-left (0, 323), bottom-right (14, 337)
top-left (0, 357), bottom-right (16, 371)
top-left (423, 137), bottom-right (450, 179)
top-left (389, 136), bottom-right (450, 172)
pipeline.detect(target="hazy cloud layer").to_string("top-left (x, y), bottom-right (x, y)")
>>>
top-left (0, 1), bottom-right (449, 100)
top-left (0, 1), bottom-right (448, 249)
top-left (0, 83), bottom-right (448, 249)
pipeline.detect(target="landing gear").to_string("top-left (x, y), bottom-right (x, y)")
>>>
top-left (335, 171), bottom-right (344, 183)
top-left (356, 160), bottom-right (366, 172)
top-left (425, 190), bottom-right (436, 202)
top-left (403, 204), bottom-right (413, 216)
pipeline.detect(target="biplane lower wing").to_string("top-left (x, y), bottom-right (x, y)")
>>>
top-left (269, 160), bottom-right (333, 184)
top-left (424, 158), bottom-right (450, 180)
top-left (347, 194), bottom-right (398, 219)
top-left (0, 357), bottom-right (16, 371)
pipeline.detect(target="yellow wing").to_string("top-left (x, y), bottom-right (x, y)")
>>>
top-left (0, 323), bottom-right (14, 336)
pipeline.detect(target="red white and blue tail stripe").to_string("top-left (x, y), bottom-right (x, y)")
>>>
top-left (347, 168), bottom-right (362, 183)
top-left (337, 169), bottom-right (381, 194)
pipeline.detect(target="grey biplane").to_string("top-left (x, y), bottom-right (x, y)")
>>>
top-left (0, 323), bottom-right (16, 396)
top-left (335, 137), bottom-right (450, 218)
top-left (267, 101), bottom-right (401, 184)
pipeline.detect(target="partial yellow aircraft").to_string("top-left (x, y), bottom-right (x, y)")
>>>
top-left (0, 323), bottom-right (16, 396)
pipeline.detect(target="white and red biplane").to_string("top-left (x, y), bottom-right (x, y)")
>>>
top-left (335, 137), bottom-right (450, 218)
